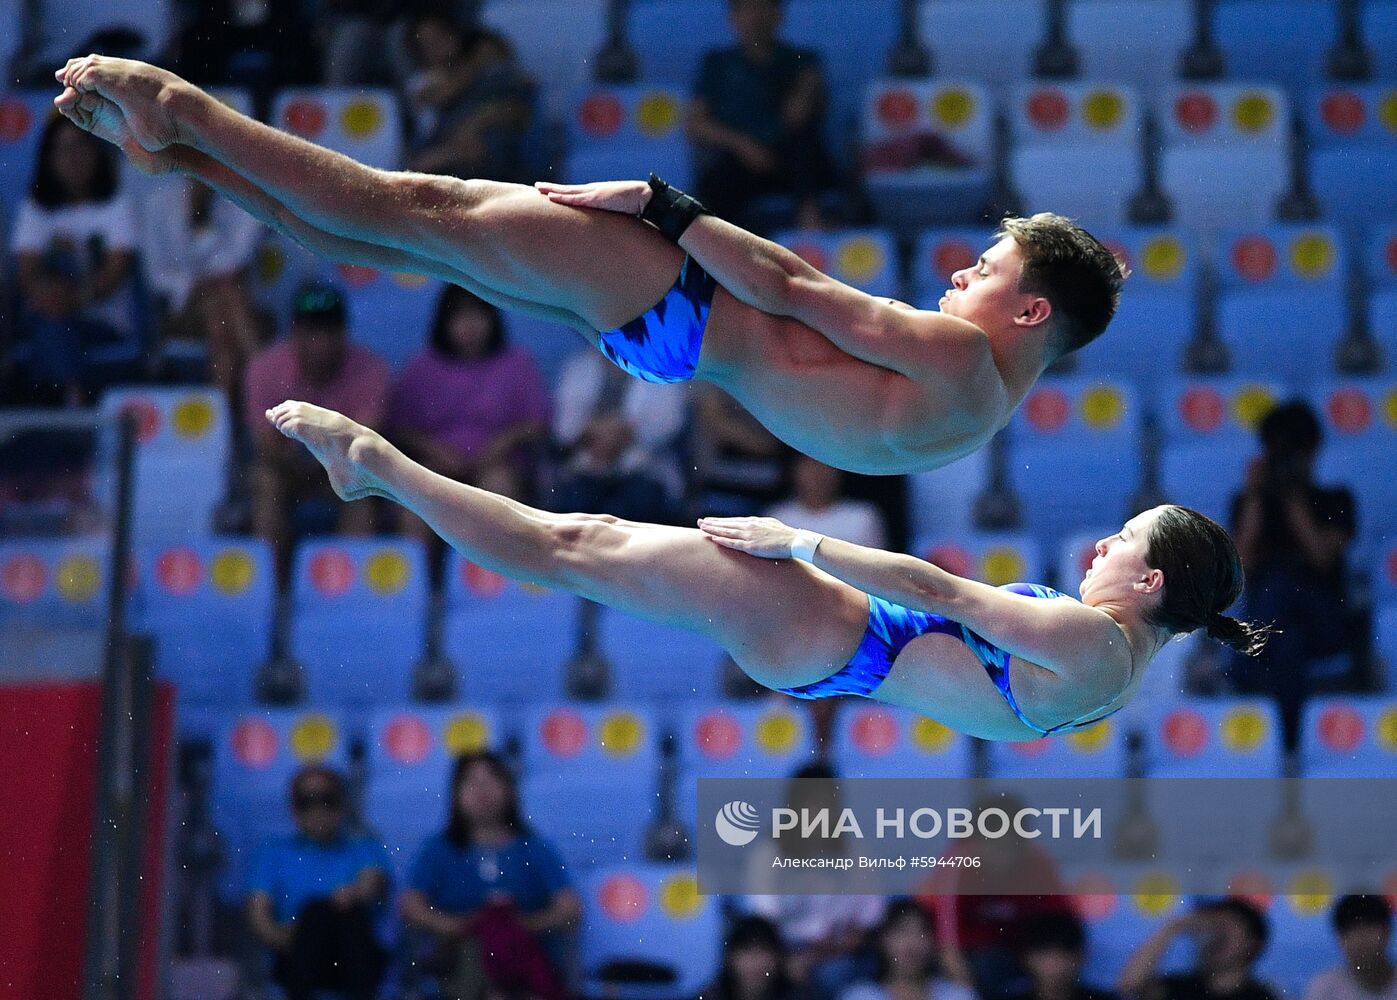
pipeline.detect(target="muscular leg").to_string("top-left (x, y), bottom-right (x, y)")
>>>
top-left (266, 400), bottom-right (869, 689)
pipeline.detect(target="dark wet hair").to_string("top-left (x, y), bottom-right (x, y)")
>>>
top-left (1199, 898), bottom-right (1270, 958)
top-left (429, 283), bottom-right (506, 360)
top-left (998, 212), bottom-right (1128, 360)
top-left (31, 115), bottom-right (119, 209)
top-left (1333, 894), bottom-right (1392, 934)
top-left (444, 750), bottom-right (528, 847)
top-left (1144, 505), bottom-right (1275, 657)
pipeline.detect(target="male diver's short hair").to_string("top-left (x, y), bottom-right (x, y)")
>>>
top-left (998, 212), bottom-right (1128, 360)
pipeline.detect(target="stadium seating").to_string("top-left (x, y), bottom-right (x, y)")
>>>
top-left (918, 0), bottom-right (1047, 96)
top-left (1068, 0), bottom-right (1191, 92)
top-left (912, 531), bottom-right (1045, 588)
top-left (1378, 538), bottom-right (1397, 607)
top-left (1069, 228), bottom-right (1200, 392)
top-left (481, 0), bottom-right (609, 119)
top-left (1157, 83), bottom-right (1291, 233)
top-left (96, 386), bottom-right (231, 544)
top-left (287, 538), bottom-right (431, 705)
top-left (328, 263), bottom-right (444, 371)
top-left (135, 538), bottom-right (274, 712)
top-left (1214, 0), bottom-right (1336, 96)
top-left (1300, 696), bottom-right (1397, 777)
top-left (0, 92), bottom-right (53, 231)
top-left (564, 84), bottom-right (692, 190)
top-left (906, 446), bottom-right (991, 542)
top-left (860, 80), bottom-right (994, 228)
top-left (270, 88), bottom-right (402, 171)
top-left (986, 716), bottom-right (1128, 779)
top-left (578, 864), bottom-right (720, 999)
top-left (1005, 377), bottom-right (1144, 548)
top-left (0, 536), bottom-right (109, 632)
top-left (362, 703), bottom-right (508, 869)
top-left (1078, 881), bottom-right (1192, 986)
top-left (1377, 605), bottom-right (1397, 693)
top-left (772, 227), bottom-right (900, 299)
top-left (246, 231), bottom-right (330, 330)
top-left (1144, 698), bottom-right (1285, 778)
top-left (1367, 0), bottom-right (1397, 81)
top-left (1248, 881), bottom-right (1346, 998)
top-left (1157, 376), bottom-right (1283, 526)
top-left (1367, 223), bottom-right (1397, 369)
top-left (520, 703), bottom-right (662, 868)
top-left (625, 0), bottom-right (730, 91)
top-left (832, 703), bottom-right (972, 779)
top-left (1008, 82), bottom-right (1144, 228)
top-left (1309, 377), bottom-right (1397, 554)
top-left (1306, 85), bottom-right (1397, 234)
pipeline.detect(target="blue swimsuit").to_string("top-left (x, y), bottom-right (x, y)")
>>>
top-left (779, 582), bottom-right (1124, 736)
top-left (596, 255), bottom-right (716, 383)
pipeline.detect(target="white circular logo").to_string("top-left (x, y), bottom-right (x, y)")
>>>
top-left (715, 800), bottom-right (760, 846)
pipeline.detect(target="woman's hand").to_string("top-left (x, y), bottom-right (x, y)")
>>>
top-left (534, 179), bottom-right (652, 215)
top-left (698, 516), bottom-right (800, 559)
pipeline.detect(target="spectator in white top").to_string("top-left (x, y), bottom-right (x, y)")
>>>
top-left (549, 348), bottom-right (689, 524)
top-left (7, 116), bottom-right (139, 406)
top-left (142, 177), bottom-right (262, 397)
top-left (766, 454), bottom-right (886, 549)
top-left (1305, 895), bottom-right (1397, 1000)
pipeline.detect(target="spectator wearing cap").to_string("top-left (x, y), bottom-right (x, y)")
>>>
top-left (1118, 898), bottom-right (1279, 1000)
top-left (245, 766), bottom-right (391, 1000)
top-left (1005, 912), bottom-right (1118, 1000)
top-left (1304, 895), bottom-right (1397, 1000)
top-left (243, 282), bottom-right (390, 574)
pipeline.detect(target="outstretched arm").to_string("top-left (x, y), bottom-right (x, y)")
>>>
top-left (698, 515), bottom-right (1128, 680)
top-left (535, 179), bottom-right (989, 379)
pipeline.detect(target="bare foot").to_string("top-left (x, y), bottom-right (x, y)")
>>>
top-left (55, 54), bottom-right (185, 151)
top-left (265, 401), bottom-right (392, 502)
top-left (55, 88), bottom-right (174, 175)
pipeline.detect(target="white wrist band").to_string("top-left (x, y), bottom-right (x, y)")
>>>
top-left (790, 529), bottom-right (824, 562)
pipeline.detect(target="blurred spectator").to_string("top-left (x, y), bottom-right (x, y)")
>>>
top-left (317, 0), bottom-right (412, 86)
top-left (691, 385), bottom-right (787, 517)
top-left (688, 0), bottom-right (836, 231)
top-left (1230, 400), bottom-right (1358, 753)
top-left (744, 763), bottom-right (887, 1000)
top-left (6, 116), bottom-right (140, 407)
top-left (242, 282), bottom-right (389, 572)
top-left (767, 454), bottom-right (886, 548)
top-left (1305, 895), bottom-right (1397, 1000)
top-left (550, 348), bottom-right (688, 523)
top-left (405, 13), bottom-right (536, 182)
top-left (1006, 912), bottom-right (1118, 1000)
top-left (840, 899), bottom-right (978, 1000)
top-left (699, 916), bottom-right (799, 1000)
top-left (389, 285), bottom-right (549, 539)
top-left (400, 751), bottom-right (578, 1000)
top-left (244, 766), bottom-right (391, 1000)
top-left (1117, 899), bottom-right (1278, 1000)
top-left (141, 177), bottom-right (262, 397)
top-left (172, 0), bottom-right (318, 91)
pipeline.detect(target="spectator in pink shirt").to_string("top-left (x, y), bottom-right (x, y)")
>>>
top-left (388, 285), bottom-right (549, 543)
top-left (243, 282), bottom-right (390, 574)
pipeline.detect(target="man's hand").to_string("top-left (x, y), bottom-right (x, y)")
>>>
top-left (534, 179), bottom-right (652, 215)
top-left (698, 516), bottom-right (801, 559)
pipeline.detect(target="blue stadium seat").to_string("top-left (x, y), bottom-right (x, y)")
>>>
top-left (1006, 378), bottom-right (1144, 548)
top-left (288, 538), bottom-right (430, 706)
top-left (0, 92), bottom-right (53, 232)
top-left (1300, 696), bottom-right (1397, 777)
top-left (1377, 540), bottom-right (1397, 607)
top-left (1367, 0), bottom-right (1397, 81)
top-left (362, 704), bottom-right (508, 870)
top-left (578, 864), bottom-right (721, 999)
top-left (771, 228), bottom-right (900, 299)
top-left (210, 707), bottom-right (352, 899)
top-left (911, 532), bottom-right (1045, 588)
top-left (1306, 86), bottom-right (1397, 234)
top-left (564, 85), bottom-right (692, 189)
top-left (1157, 84), bottom-right (1290, 233)
top-left (1069, 229), bottom-right (1199, 392)
top-left (136, 539), bottom-right (274, 712)
top-left (1069, 0), bottom-right (1191, 91)
top-left (1370, 288), bottom-right (1397, 374)
top-left (1080, 883), bottom-right (1191, 986)
top-left (832, 703), bottom-right (972, 779)
top-left (1214, 1), bottom-right (1335, 95)
top-left (247, 232), bottom-right (326, 331)
top-left (625, 0), bottom-right (730, 90)
top-left (440, 555), bottom-right (576, 703)
top-left (270, 88), bottom-right (403, 170)
top-left (986, 716), bottom-right (1128, 778)
top-left (328, 264), bottom-right (443, 371)
top-left (1215, 226), bottom-right (1349, 385)
top-left (481, 0), bottom-right (608, 119)
top-left (919, 1), bottom-right (1047, 96)
top-left (1008, 83), bottom-right (1144, 227)
top-left (0, 536), bottom-right (109, 632)
top-left (1378, 605), bottom-right (1397, 693)
top-left (1157, 377), bottom-right (1282, 526)
top-left (1309, 378), bottom-right (1397, 554)
top-left (1250, 885), bottom-right (1345, 998)
top-left (1145, 698), bottom-right (1284, 778)
top-left (596, 607), bottom-right (728, 703)
top-left (96, 386), bottom-right (231, 544)
top-left (861, 80), bottom-right (994, 228)
top-left (907, 448), bottom-right (991, 542)
top-left (500, 312), bottom-right (581, 389)
top-left (519, 704), bottom-right (661, 868)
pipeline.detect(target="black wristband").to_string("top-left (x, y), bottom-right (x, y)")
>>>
top-left (639, 173), bottom-right (709, 242)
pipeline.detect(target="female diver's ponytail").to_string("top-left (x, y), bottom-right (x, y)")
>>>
top-left (1205, 612), bottom-right (1276, 658)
